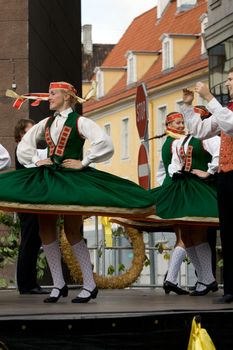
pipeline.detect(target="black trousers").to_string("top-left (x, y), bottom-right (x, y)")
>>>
top-left (207, 227), bottom-right (217, 278)
top-left (217, 170), bottom-right (233, 295)
top-left (16, 213), bottom-right (41, 292)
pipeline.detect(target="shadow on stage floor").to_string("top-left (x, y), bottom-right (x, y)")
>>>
top-left (0, 287), bottom-right (232, 349)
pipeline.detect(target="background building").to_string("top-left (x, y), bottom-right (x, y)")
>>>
top-left (0, 0), bottom-right (82, 161)
top-left (83, 0), bottom-right (208, 188)
top-left (205, 0), bottom-right (233, 105)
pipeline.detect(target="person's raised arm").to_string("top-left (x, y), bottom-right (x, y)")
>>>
top-left (181, 84), bottom-right (220, 139)
top-left (195, 82), bottom-right (233, 136)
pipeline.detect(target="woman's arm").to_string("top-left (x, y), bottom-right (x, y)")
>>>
top-left (168, 139), bottom-right (184, 177)
top-left (0, 144), bottom-right (11, 170)
top-left (16, 118), bottom-right (49, 165)
top-left (78, 116), bottom-right (114, 167)
top-left (202, 135), bottom-right (220, 175)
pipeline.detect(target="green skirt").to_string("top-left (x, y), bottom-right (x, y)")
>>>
top-left (0, 165), bottom-right (154, 212)
top-left (149, 173), bottom-right (218, 219)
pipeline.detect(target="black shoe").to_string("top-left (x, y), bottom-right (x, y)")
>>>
top-left (20, 286), bottom-right (50, 295)
top-left (163, 280), bottom-right (189, 295)
top-left (189, 281), bottom-right (218, 296)
top-left (213, 294), bottom-right (233, 304)
top-left (44, 285), bottom-right (68, 303)
top-left (188, 282), bottom-right (197, 291)
top-left (72, 287), bottom-right (98, 303)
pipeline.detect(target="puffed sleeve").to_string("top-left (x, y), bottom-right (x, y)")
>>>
top-left (168, 139), bottom-right (184, 177)
top-left (207, 98), bottom-right (233, 136)
top-left (202, 136), bottom-right (220, 174)
top-left (77, 116), bottom-right (114, 167)
top-left (17, 118), bottom-right (49, 165)
top-left (0, 144), bottom-right (11, 170)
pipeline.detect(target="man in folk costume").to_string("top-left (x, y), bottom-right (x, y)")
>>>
top-left (0, 81), bottom-right (155, 303)
top-left (183, 67), bottom-right (233, 303)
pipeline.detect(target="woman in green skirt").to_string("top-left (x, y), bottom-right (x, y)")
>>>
top-left (0, 81), bottom-right (154, 303)
top-left (150, 109), bottom-right (220, 296)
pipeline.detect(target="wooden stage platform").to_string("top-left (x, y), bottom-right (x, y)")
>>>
top-left (0, 287), bottom-right (232, 349)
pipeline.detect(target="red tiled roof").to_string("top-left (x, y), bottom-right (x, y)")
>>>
top-left (82, 44), bottom-right (114, 81)
top-left (84, 0), bottom-right (208, 114)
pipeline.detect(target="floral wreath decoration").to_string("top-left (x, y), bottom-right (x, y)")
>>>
top-left (60, 225), bottom-right (145, 289)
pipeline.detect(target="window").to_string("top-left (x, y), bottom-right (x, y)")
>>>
top-left (209, 0), bottom-right (221, 10)
top-left (209, 38), bottom-right (233, 105)
top-left (127, 52), bottom-right (136, 84)
top-left (156, 106), bottom-right (167, 152)
top-left (104, 123), bottom-right (111, 137)
top-left (162, 36), bottom-right (173, 70)
top-left (175, 100), bottom-right (184, 113)
top-left (121, 118), bottom-right (129, 159)
top-left (96, 69), bottom-right (104, 98)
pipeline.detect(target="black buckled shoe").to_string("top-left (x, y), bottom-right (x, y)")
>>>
top-left (72, 287), bottom-right (98, 303)
top-left (44, 285), bottom-right (68, 303)
top-left (189, 280), bottom-right (218, 296)
top-left (163, 280), bottom-right (189, 295)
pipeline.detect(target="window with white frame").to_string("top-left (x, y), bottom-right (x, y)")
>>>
top-left (104, 123), bottom-right (111, 164)
top-left (156, 106), bottom-right (167, 152)
top-left (162, 36), bottom-right (173, 70)
top-left (175, 100), bottom-right (184, 113)
top-left (104, 123), bottom-right (111, 137)
top-left (121, 117), bottom-right (129, 159)
top-left (201, 14), bottom-right (208, 55)
top-left (96, 69), bottom-right (104, 98)
top-left (127, 52), bottom-right (136, 85)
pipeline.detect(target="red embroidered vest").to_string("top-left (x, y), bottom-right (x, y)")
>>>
top-left (219, 101), bottom-right (233, 172)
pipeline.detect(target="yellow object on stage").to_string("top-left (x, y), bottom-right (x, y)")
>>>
top-left (101, 216), bottom-right (113, 247)
top-left (187, 316), bottom-right (216, 350)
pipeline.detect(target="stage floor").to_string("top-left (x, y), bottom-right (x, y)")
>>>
top-left (0, 287), bottom-right (232, 320)
top-left (0, 288), bottom-right (233, 349)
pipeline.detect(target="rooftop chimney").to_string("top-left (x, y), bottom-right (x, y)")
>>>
top-left (82, 24), bottom-right (93, 56)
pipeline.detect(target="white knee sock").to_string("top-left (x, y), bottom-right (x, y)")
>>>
top-left (72, 239), bottom-right (96, 298)
top-left (186, 245), bottom-right (203, 282)
top-left (43, 240), bottom-right (65, 297)
top-left (194, 242), bottom-right (215, 291)
top-left (166, 246), bottom-right (186, 284)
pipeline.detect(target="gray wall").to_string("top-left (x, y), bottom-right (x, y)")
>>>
top-left (206, 0), bottom-right (233, 49)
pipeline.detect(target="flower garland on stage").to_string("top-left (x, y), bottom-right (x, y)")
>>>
top-left (60, 226), bottom-right (145, 288)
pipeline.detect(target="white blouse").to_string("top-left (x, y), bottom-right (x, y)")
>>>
top-left (168, 135), bottom-right (220, 177)
top-left (0, 144), bottom-right (11, 170)
top-left (17, 108), bottom-right (114, 167)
